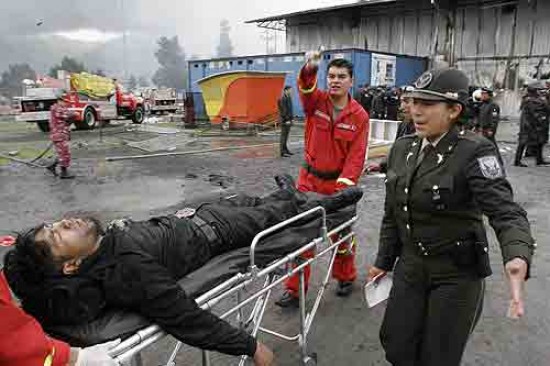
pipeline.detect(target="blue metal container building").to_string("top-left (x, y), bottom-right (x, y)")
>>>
top-left (188, 49), bottom-right (427, 120)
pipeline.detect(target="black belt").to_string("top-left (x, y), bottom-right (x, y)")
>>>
top-left (302, 162), bottom-right (341, 180)
top-left (191, 215), bottom-right (220, 245)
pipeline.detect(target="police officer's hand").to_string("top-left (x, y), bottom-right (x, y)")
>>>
top-left (505, 257), bottom-right (528, 319)
top-left (253, 341), bottom-right (274, 366)
top-left (366, 266), bottom-right (387, 283)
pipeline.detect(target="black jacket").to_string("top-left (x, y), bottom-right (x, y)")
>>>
top-left (519, 97), bottom-right (549, 145)
top-left (278, 94), bottom-right (293, 122)
top-left (477, 100), bottom-right (500, 135)
top-left (375, 128), bottom-right (535, 276)
top-left (19, 216), bottom-right (257, 357)
top-left (395, 121), bottom-right (415, 140)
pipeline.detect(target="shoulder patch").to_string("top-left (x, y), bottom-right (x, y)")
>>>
top-left (477, 156), bottom-right (504, 179)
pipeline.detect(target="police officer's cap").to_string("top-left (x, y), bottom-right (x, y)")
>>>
top-left (401, 85), bottom-right (415, 98)
top-left (409, 68), bottom-right (469, 105)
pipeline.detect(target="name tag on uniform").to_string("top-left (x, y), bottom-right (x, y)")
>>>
top-left (336, 123), bottom-right (357, 132)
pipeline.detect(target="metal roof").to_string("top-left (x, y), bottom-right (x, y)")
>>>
top-left (246, 0), bottom-right (397, 24)
top-left (246, 0), bottom-right (518, 24)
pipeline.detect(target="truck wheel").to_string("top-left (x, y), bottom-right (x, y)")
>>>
top-left (37, 121), bottom-right (50, 132)
top-left (76, 108), bottom-right (97, 130)
top-left (132, 106), bottom-right (145, 124)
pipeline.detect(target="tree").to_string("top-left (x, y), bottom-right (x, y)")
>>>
top-left (0, 63), bottom-right (36, 98)
top-left (216, 19), bottom-right (234, 58)
top-left (128, 75), bottom-right (138, 90)
top-left (49, 56), bottom-right (87, 78)
top-left (152, 36), bottom-right (187, 90)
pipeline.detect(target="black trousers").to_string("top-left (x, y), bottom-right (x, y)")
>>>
top-left (380, 252), bottom-right (485, 366)
top-left (515, 142), bottom-right (545, 164)
top-left (280, 121), bottom-right (292, 155)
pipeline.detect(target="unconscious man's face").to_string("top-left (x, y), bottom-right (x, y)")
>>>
top-left (34, 217), bottom-right (102, 275)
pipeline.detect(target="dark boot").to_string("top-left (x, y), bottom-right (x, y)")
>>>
top-left (318, 187), bottom-right (364, 213)
top-left (275, 291), bottom-right (299, 308)
top-left (336, 281), bottom-right (354, 297)
top-left (46, 160), bottom-right (58, 176)
top-left (59, 167), bottom-right (75, 179)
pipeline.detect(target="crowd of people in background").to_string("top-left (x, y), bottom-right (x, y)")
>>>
top-left (350, 81), bottom-right (550, 168)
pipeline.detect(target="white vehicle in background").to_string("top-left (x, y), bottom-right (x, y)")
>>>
top-left (16, 87), bottom-right (60, 132)
top-left (142, 88), bottom-right (178, 115)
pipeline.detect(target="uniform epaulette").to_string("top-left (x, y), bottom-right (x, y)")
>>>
top-left (396, 133), bottom-right (417, 141)
top-left (457, 130), bottom-right (487, 145)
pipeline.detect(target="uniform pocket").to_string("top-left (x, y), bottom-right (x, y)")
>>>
top-left (422, 176), bottom-right (454, 211)
top-left (334, 127), bottom-right (355, 142)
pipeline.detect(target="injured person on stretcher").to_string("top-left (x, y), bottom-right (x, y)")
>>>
top-left (3, 175), bottom-right (362, 365)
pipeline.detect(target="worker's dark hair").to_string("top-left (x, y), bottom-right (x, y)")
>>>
top-left (327, 58), bottom-right (354, 78)
top-left (3, 225), bottom-right (57, 300)
top-left (284, 85), bottom-right (292, 90)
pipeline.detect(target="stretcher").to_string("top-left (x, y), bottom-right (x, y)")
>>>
top-left (45, 204), bottom-right (358, 366)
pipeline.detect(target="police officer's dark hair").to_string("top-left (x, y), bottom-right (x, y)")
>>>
top-left (3, 225), bottom-right (58, 300)
top-left (327, 58), bottom-right (354, 78)
top-left (284, 85), bottom-right (292, 91)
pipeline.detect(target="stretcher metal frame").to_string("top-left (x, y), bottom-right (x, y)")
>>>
top-left (109, 206), bottom-right (358, 366)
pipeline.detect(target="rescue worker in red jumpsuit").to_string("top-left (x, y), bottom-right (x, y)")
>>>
top-left (0, 237), bottom-right (119, 366)
top-left (276, 52), bottom-right (369, 307)
top-left (46, 92), bottom-right (75, 179)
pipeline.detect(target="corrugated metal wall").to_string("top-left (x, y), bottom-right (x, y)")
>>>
top-left (286, 0), bottom-right (550, 91)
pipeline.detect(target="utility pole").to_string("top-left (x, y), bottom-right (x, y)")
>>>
top-left (121, 0), bottom-right (128, 81)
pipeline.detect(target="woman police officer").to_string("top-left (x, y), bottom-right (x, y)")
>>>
top-left (367, 68), bottom-right (536, 366)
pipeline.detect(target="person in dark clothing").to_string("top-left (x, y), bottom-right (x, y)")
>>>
top-left (477, 88), bottom-right (503, 164)
top-left (372, 88), bottom-right (387, 119)
top-left (4, 182), bottom-right (363, 365)
top-left (368, 68), bottom-right (535, 366)
top-left (459, 90), bottom-right (482, 132)
top-left (395, 86), bottom-right (415, 140)
top-left (385, 88), bottom-right (400, 121)
top-left (514, 83), bottom-right (550, 167)
top-left (278, 85), bottom-right (294, 157)
top-left (354, 83), bottom-right (374, 114)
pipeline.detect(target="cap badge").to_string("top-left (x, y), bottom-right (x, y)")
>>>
top-left (415, 72), bottom-right (433, 89)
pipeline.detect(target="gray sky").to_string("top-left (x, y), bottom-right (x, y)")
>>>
top-left (0, 0), bottom-right (351, 76)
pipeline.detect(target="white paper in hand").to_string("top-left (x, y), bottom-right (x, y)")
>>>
top-left (364, 274), bottom-right (393, 308)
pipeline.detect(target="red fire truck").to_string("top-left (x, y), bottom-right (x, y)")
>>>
top-left (17, 73), bottom-right (145, 132)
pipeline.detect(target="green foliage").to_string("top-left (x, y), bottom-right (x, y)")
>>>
top-left (49, 56), bottom-right (87, 78)
top-left (152, 36), bottom-right (186, 90)
top-left (128, 75), bottom-right (138, 90)
top-left (0, 63), bottom-right (36, 98)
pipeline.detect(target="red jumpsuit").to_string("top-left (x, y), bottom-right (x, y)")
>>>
top-left (49, 102), bottom-right (71, 168)
top-left (284, 63), bottom-right (369, 296)
top-left (0, 271), bottom-right (70, 365)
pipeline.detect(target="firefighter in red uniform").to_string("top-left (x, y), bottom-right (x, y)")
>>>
top-left (276, 52), bottom-right (369, 307)
top-left (0, 237), bottom-right (119, 366)
top-left (46, 92), bottom-right (75, 179)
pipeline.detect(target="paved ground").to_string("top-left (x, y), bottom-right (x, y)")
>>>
top-left (0, 120), bottom-right (549, 365)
